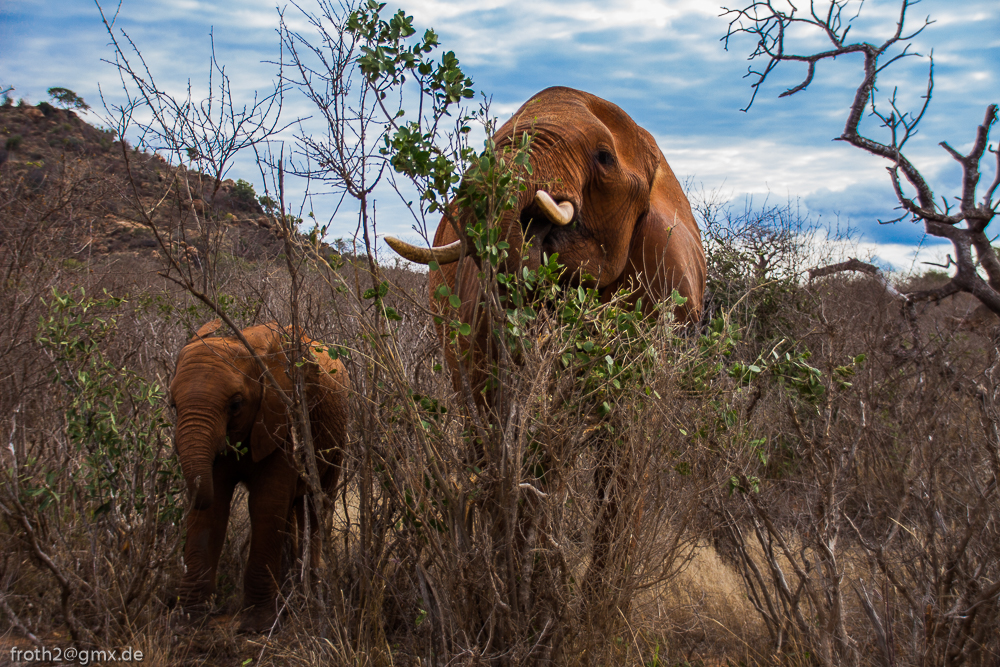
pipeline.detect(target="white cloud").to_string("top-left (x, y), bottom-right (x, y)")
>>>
top-left (660, 135), bottom-right (886, 199)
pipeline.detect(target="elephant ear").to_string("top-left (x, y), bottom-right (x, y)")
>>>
top-left (188, 319), bottom-right (224, 345)
top-left (249, 383), bottom-right (289, 463)
top-left (607, 157), bottom-right (706, 321)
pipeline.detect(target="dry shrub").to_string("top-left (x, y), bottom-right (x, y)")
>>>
top-left (262, 251), bottom-right (709, 665)
top-left (699, 266), bottom-right (1000, 664)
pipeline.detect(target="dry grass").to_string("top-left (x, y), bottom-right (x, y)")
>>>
top-left (644, 543), bottom-right (763, 663)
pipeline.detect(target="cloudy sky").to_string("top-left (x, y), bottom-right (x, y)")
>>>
top-left (2, 0), bottom-right (997, 272)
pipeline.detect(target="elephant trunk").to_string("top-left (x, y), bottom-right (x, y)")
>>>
top-left (181, 452), bottom-right (216, 510)
top-left (174, 414), bottom-right (224, 510)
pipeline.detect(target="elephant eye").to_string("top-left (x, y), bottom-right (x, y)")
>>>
top-left (228, 396), bottom-right (243, 413)
top-left (596, 149), bottom-right (616, 167)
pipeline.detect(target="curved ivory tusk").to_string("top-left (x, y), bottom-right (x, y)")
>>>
top-left (385, 236), bottom-right (464, 265)
top-left (534, 190), bottom-right (574, 226)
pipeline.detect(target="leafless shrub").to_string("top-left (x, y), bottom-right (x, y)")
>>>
top-left (699, 269), bottom-right (1000, 665)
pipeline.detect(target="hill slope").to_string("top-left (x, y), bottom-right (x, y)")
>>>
top-left (1, 99), bottom-right (289, 266)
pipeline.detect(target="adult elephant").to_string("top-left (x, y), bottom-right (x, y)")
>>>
top-left (387, 86), bottom-right (706, 397)
top-left (169, 320), bottom-right (349, 632)
top-left (387, 87), bottom-right (707, 612)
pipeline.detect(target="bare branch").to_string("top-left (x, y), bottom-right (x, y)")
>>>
top-left (780, 60), bottom-right (815, 98)
top-left (941, 104), bottom-right (999, 231)
top-left (808, 257), bottom-right (905, 299)
top-left (904, 280), bottom-right (962, 304)
top-left (726, 0), bottom-right (1000, 315)
top-left (986, 144), bottom-right (1000, 209)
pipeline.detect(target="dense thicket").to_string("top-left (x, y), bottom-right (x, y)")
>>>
top-left (2, 94), bottom-right (998, 666)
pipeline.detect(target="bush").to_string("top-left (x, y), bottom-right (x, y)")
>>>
top-left (35, 288), bottom-right (183, 522)
top-left (231, 178), bottom-right (257, 204)
top-left (1, 286), bottom-right (186, 646)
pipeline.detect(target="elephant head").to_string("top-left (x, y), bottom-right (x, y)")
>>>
top-left (387, 87), bottom-right (706, 393)
top-left (388, 87), bottom-right (705, 314)
top-left (169, 321), bottom-right (270, 508)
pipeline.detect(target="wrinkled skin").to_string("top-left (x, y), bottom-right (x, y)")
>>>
top-left (169, 320), bottom-right (349, 633)
top-left (428, 87), bottom-right (706, 397)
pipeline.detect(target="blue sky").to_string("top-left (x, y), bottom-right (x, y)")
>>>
top-left (2, 0), bottom-right (997, 272)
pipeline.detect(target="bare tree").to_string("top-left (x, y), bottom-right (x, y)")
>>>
top-left (723, 0), bottom-right (999, 313)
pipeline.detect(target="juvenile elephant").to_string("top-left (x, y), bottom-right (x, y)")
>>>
top-left (169, 320), bottom-right (349, 632)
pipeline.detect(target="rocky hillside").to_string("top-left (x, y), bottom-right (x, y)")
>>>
top-left (1, 99), bottom-right (291, 266)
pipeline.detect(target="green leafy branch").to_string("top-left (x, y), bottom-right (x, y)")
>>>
top-left (346, 1), bottom-right (477, 213)
top-left (34, 289), bottom-right (183, 522)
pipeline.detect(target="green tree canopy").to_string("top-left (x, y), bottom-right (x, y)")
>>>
top-left (47, 87), bottom-right (89, 111)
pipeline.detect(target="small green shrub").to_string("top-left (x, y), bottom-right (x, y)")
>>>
top-left (34, 288), bottom-right (183, 522)
top-left (231, 178), bottom-right (257, 204)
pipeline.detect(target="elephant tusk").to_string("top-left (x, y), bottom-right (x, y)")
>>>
top-left (534, 190), bottom-right (574, 226)
top-left (385, 236), bottom-right (464, 265)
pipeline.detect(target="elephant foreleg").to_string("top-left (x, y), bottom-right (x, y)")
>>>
top-left (240, 469), bottom-right (298, 632)
top-left (179, 466), bottom-right (238, 610)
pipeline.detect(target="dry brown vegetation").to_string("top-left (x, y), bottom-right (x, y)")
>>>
top-left (1, 92), bottom-right (998, 666)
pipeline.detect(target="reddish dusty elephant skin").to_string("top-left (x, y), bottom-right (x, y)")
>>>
top-left (386, 87), bottom-right (708, 599)
top-left (388, 86), bottom-right (707, 399)
top-left (169, 320), bottom-right (349, 633)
